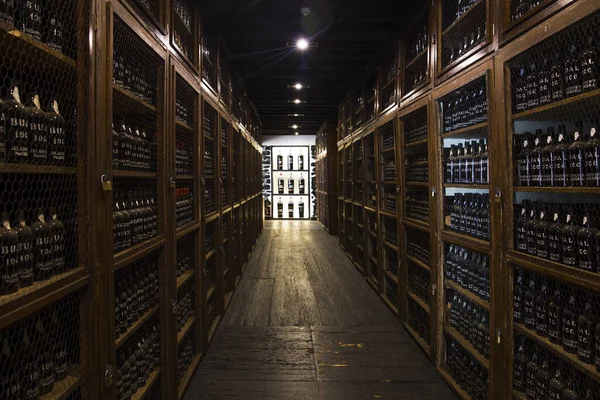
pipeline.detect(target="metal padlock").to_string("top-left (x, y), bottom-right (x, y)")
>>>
top-left (100, 173), bottom-right (112, 192)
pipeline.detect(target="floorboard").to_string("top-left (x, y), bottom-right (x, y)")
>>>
top-left (184, 221), bottom-right (456, 399)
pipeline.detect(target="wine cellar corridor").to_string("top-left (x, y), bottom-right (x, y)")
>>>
top-left (2, 0), bottom-right (600, 399)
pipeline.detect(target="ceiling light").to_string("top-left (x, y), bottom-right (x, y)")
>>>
top-left (288, 113), bottom-right (305, 117)
top-left (294, 99), bottom-right (301, 104)
top-left (296, 38), bottom-right (309, 51)
top-left (295, 132), bottom-right (299, 135)
top-left (291, 124), bottom-right (299, 129)
top-left (294, 83), bottom-right (303, 90)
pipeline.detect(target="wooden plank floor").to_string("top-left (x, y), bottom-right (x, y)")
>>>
top-left (184, 220), bottom-right (457, 399)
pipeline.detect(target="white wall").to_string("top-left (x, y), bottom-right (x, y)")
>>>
top-left (262, 135), bottom-right (316, 147)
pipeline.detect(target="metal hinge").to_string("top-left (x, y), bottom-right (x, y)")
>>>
top-left (496, 329), bottom-right (502, 344)
top-left (431, 187), bottom-right (436, 198)
top-left (104, 365), bottom-right (115, 387)
top-left (432, 284), bottom-right (437, 296)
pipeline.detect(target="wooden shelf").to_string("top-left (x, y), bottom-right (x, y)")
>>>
top-left (384, 240), bottom-right (399, 252)
top-left (204, 134), bottom-right (215, 142)
top-left (406, 181), bottom-right (429, 187)
top-left (206, 285), bottom-right (216, 300)
top-left (366, 277), bottom-right (379, 292)
top-left (0, 21), bottom-right (76, 69)
top-left (0, 163), bottom-right (77, 175)
top-left (132, 368), bottom-right (160, 400)
top-left (368, 255), bottom-right (378, 266)
top-left (368, 230), bottom-right (377, 238)
top-left (381, 147), bottom-right (396, 154)
top-left (507, 251), bottom-right (600, 292)
top-left (205, 249), bottom-right (215, 261)
top-left (176, 222), bottom-right (200, 239)
top-left (407, 255), bottom-right (431, 272)
top-left (381, 295), bottom-right (399, 315)
top-left (404, 218), bottom-right (430, 232)
top-left (405, 48), bottom-right (428, 69)
top-left (514, 323), bottom-right (600, 382)
top-left (384, 269), bottom-right (399, 284)
top-left (114, 237), bottom-right (165, 271)
top-left (445, 279), bottom-right (489, 310)
top-left (380, 209), bottom-right (397, 217)
top-left (444, 183), bottom-right (489, 190)
top-left (405, 138), bottom-right (429, 148)
top-left (403, 322), bottom-right (431, 358)
top-left (381, 78), bottom-right (396, 91)
top-left (444, 325), bottom-right (489, 370)
top-left (177, 270), bottom-right (194, 290)
top-left (224, 291), bottom-right (234, 310)
top-left (512, 88), bottom-right (600, 120)
top-left (176, 119), bottom-right (194, 131)
top-left (0, 267), bottom-right (88, 329)
top-left (441, 0), bottom-right (484, 36)
top-left (40, 368), bottom-right (80, 400)
top-left (208, 315), bottom-right (221, 343)
top-left (513, 185), bottom-right (600, 193)
top-left (440, 230), bottom-right (489, 254)
top-left (116, 304), bottom-right (159, 348)
top-left (177, 174), bottom-right (195, 180)
top-left (438, 367), bottom-right (472, 400)
top-left (178, 354), bottom-right (201, 400)
top-left (177, 317), bottom-right (196, 345)
top-left (408, 290), bottom-right (430, 314)
top-left (113, 84), bottom-right (156, 112)
top-left (442, 122), bottom-right (488, 139)
top-left (113, 170), bottom-right (157, 178)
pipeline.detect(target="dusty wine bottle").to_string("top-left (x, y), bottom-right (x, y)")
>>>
top-left (0, 212), bottom-right (19, 294)
top-left (15, 210), bottom-right (34, 287)
top-left (2, 83), bottom-right (29, 163)
top-left (26, 94), bottom-right (48, 164)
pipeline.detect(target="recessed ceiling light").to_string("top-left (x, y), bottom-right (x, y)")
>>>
top-left (294, 83), bottom-right (303, 90)
top-left (294, 132), bottom-right (299, 135)
top-left (288, 113), bottom-right (304, 117)
top-left (291, 124), bottom-right (299, 129)
top-left (296, 38), bottom-right (309, 51)
top-left (294, 99), bottom-right (302, 104)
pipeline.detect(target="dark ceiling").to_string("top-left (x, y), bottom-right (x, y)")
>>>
top-left (204, 0), bottom-right (418, 136)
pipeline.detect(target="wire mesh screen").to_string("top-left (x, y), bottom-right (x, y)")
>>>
top-left (204, 253), bottom-right (216, 300)
top-left (176, 278), bottom-right (194, 335)
top-left (406, 228), bottom-right (430, 265)
top-left (175, 183), bottom-right (194, 228)
top-left (404, 16), bottom-right (429, 95)
top-left (364, 134), bottom-right (377, 208)
top-left (380, 54), bottom-right (397, 111)
top-left (366, 210), bottom-right (378, 280)
top-left (177, 325), bottom-right (196, 384)
top-left (405, 187), bottom-right (428, 223)
top-left (443, 191), bottom-right (490, 241)
top-left (203, 102), bottom-right (217, 215)
top-left (354, 205), bottom-right (364, 248)
top-left (353, 140), bottom-right (363, 202)
top-left (383, 245), bottom-right (398, 275)
top-left (403, 106), bottom-right (428, 145)
top-left (128, 0), bottom-right (161, 28)
top-left (233, 131), bottom-right (240, 203)
top-left (114, 253), bottom-right (159, 340)
top-left (385, 276), bottom-right (398, 309)
top-left (382, 215), bottom-right (397, 246)
top-left (173, 0), bottom-right (194, 62)
top-left (444, 336), bottom-right (489, 399)
top-left (446, 288), bottom-right (490, 359)
top-left (175, 75), bottom-right (195, 178)
top-left (444, 243), bottom-right (490, 301)
top-left (344, 145), bottom-right (352, 199)
top-left (440, 76), bottom-right (488, 135)
top-left (408, 296), bottom-right (430, 344)
top-left (408, 260), bottom-right (430, 306)
top-left (204, 218), bottom-right (217, 256)
top-left (511, 265), bottom-right (600, 392)
top-left (116, 313), bottom-right (160, 399)
top-left (366, 74), bottom-right (376, 121)
top-left (112, 179), bottom-right (159, 253)
top-left (201, 32), bottom-right (216, 89)
top-left (0, 291), bottom-right (82, 398)
top-left (405, 148), bottom-right (429, 183)
top-left (344, 202), bottom-right (353, 247)
top-left (509, 0), bottom-right (554, 24)
top-left (352, 88), bottom-right (364, 129)
top-left (221, 118), bottom-right (230, 208)
top-left (176, 234), bottom-right (195, 279)
top-left (440, 0), bottom-right (487, 69)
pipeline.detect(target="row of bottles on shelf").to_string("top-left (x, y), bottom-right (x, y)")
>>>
top-left (448, 289), bottom-right (490, 358)
top-left (112, 121), bottom-right (156, 172)
top-left (515, 200), bottom-right (600, 273)
top-left (276, 198), bottom-right (305, 218)
top-left (445, 338), bottom-right (489, 400)
top-left (511, 0), bottom-right (544, 22)
top-left (0, 1), bottom-right (64, 53)
top-left (0, 309), bottom-right (70, 397)
top-left (445, 244), bottom-right (490, 301)
top-left (383, 187), bottom-right (397, 211)
top-left (381, 134), bottom-right (395, 150)
top-left (174, 0), bottom-right (192, 31)
top-left (406, 156), bottom-right (428, 182)
top-left (116, 324), bottom-right (161, 399)
top-left (204, 185), bottom-right (215, 213)
top-left (442, 85), bottom-right (487, 133)
top-left (0, 208), bottom-right (65, 295)
top-left (447, 25), bottom-right (486, 66)
top-left (410, 23), bottom-right (428, 59)
top-left (115, 261), bottom-right (159, 337)
top-left (405, 191), bottom-right (429, 222)
top-left (410, 70), bottom-right (428, 91)
top-left (408, 297), bottom-right (430, 342)
top-left (276, 151), bottom-right (305, 170)
top-left (177, 333), bottom-right (194, 382)
top-left (444, 139), bottom-right (489, 184)
top-left (382, 157), bottom-right (396, 181)
top-left (204, 146), bottom-right (215, 175)
top-left (405, 121), bottom-right (428, 144)
top-left (514, 337), bottom-right (597, 400)
top-left (175, 141), bottom-right (193, 175)
top-left (113, 52), bottom-right (154, 105)
top-left (454, 0), bottom-right (479, 22)
top-left (176, 289), bottom-right (194, 333)
top-left (408, 264), bottom-right (430, 305)
top-left (175, 99), bottom-right (191, 126)
top-left (448, 193), bottom-right (490, 241)
top-left (276, 173), bottom-right (306, 194)
top-left (516, 121), bottom-right (600, 188)
top-left (173, 31), bottom-right (190, 61)
top-left (176, 247), bottom-right (193, 278)
top-left (113, 190), bottom-right (159, 253)
top-left (513, 37), bottom-right (598, 113)
top-left (175, 187), bottom-right (194, 227)
top-left (0, 86), bottom-right (68, 166)
top-left (383, 217), bottom-right (397, 245)
top-left (513, 269), bottom-right (600, 368)
top-left (407, 232), bottom-right (430, 265)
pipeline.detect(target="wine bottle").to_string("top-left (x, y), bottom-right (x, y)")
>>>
top-left (278, 174), bottom-right (284, 194)
top-left (548, 285), bottom-right (562, 344)
top-left (48, 207), bottom-right (65, 274)
top-left (581, 33), bottom-right (598, 92)
top-left (548, 206), bottom-right (563, 263)
top-left (525, 201), bottom-right (538, 256)
top-left (2, 83), bottom-right (29, 163)
top-left (46, 99), bottom-right (66, 165)
top-left (524, 277), bottom-right (537, 329)
top-left (525, 352), bottom-right (540, 399)
top-left (553, 125), bottom-right (570, 187)
top-left (577, 297), bottom-right (594, 364)
top-left (514, 267), bottom-right (525, 323)
top-left (565, 44), bottom-right (583, 97)
top-left (0, 212), bottom-right (19, 294)
top-left (20, 0), bottom-right (42, 40)
top-left (584, 118), bottom-right (600, 186)
top-left (23, 324), bottom-right (41, 399)
top-left (288, 150), bottom-right (293, 170)
top-left (548, 368), bottom-right (566, 400)
top-left (535, 278), bottom-right (549, 336)
top-left (26, 94), bottom-right (48, 164)
top-left (0, 0), bottom-right (14, 25)
top-left (562, 295), bottom-right (578, 353)
top-left (14, 211), bottom-right (34, 287)
top-left (45, 10), bottom-right (63, 53)
top-left (516, 200), bottom-right (530, 253)
top-left (277, 199), bottom-right (283, 218)
top-left (577, 210), bottom-right (597, 272)
top-left (535, 359), bottom-right (550, 400)
top-left (551, 58), bottom-right (565, 101)
top-left (299, 199), bottom-right (304, 218)
top-left (277, 150), bottom-right (283, 170)
top-left (0, 335), bottom-right (21, 397)
top-left (288, 198), bottom-right (294, 218)
top-left (539, 57), bottom-right (552, 106)
top-left (36, 317), bottom-right (54, 394)
top-left (561, 206), bottom-right (578, 267)
top-left (569, 122), bottom-right (586, 187)
top-left (31, 209), bottom-right (52, 281)
top-left (519, 134), bottom-right (533, 186)
top-left (542, 129), bottom-right (555, 186)
top-left (535, 203), bottom-right (550, 260)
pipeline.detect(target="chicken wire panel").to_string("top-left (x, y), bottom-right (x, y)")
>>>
top-left (114, 252), bottom-right (159, 340)
top-left (232, 131), bottom-right (240, 203)
top-left (126, 0), bottom-right (162, 29)
top-left (204, 253), bottom-right (216, 301)
top-left (511, 265), bottom-right (600, 399)
top-left (406, 227), bottom-right (430, 265)
top-left (172, 0), bottom-right (194, 63)
top-left (353, 140), bottom-right (363, 202)
top-left (383, 245), bottom-right (398, 275)
top-left (444, 335), bottom-right (489, 399)
top-left (440, 0), bottom-right (488, 70)
top-left (221, 118), bottom-right (230, 208)
top-left (446, 288), bottom-right (490, 359)
top-left (0, 290), bottom-right (83, 399)
top-left (352, 88), bottom-right (364, 129)
top-left (201, 32), bottom-right (217, 90)
top-left (403, 106), bottom-right (428, 145)
top-left (405, 186), bottom-right (429, 223)
top-left (175, 182), bottom-right (194, 228)
top-left (344, 145), bottom-right (352, 199)
top-left (405, 145), bottom-right (429, 183)
top-left (408, 296), bottom-right (431, 344)
top-left (344, 202), bottom-right (353, 248)
top-left (112, 178), bottom-right (159, 254)
top-left (0, 174), bottom-right (77, 297)
top-left (509, 0), bottom-right (556, 25)
top-left (365, 74), bottom-right (376, 121)
top-left (381, 215), bottom-right (398, 247)
top-left (176, 278), bottom-right (194, 335)
top-left (444, 242), bottom-right (490, 301)
top-left (408, 260), bottom-right (430, 306)
top-left (404, 16), bottom-right (429, 95)
top-left (175, 74), bottom-right (196, 178)
top-left (443, 189), bottom-right (490, 241)
top-left (177, 324), bottom-right (196, 384)
top-left (176, 233), bottom-right (195, 279)
top-left (380, 54), bottom-right (397, 111)
top-left (385, 276), bottom-right (398, 309)
top-left (364, 134), bottom-right (377, 208)
top-left (203, 105), bottom-right (217, 216)
top-left (115, 313), bottom-right (161, 399)
top-left (204, 218), bottom-right (217, 256)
